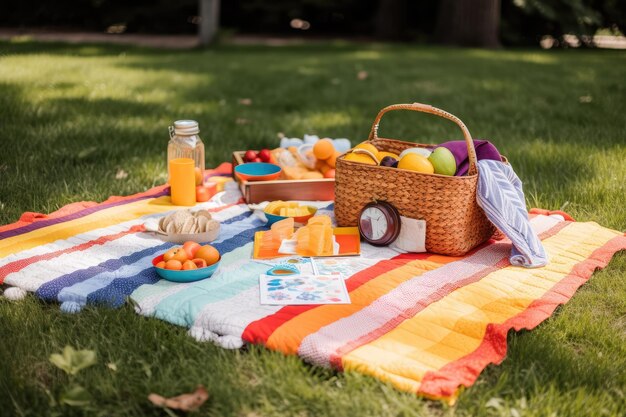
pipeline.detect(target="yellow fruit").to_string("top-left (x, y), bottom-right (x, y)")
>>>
top-left (344, 152), bottom-right (377, 166)
top-left (354, 142), bottom-right (380, 159)
top-left (313, 139), bottom-right (335, 160)
top-left (397, 153), bottom-right (434, 174)
top-left (377, 151), bottom-right (399, 160)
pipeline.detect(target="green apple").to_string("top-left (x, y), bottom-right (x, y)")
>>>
top-left (428, 147), bottom-right (457, 176)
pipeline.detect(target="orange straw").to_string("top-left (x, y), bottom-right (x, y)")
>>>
top-left (169, 158), bottom-right (196, 206)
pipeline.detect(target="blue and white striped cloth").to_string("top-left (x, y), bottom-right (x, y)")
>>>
top-left (476, 159), bottom-right (548, 268)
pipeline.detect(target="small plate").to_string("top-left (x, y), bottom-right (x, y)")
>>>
top-left (265, 206), bottom-right (318, 226)
top-left (235, 163), bottom-right (282, 182)
top-left (152, 254), bottom-right (220, 283)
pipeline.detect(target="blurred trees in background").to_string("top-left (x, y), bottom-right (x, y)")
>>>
top-left (1, 0), bottom-right (624, 47)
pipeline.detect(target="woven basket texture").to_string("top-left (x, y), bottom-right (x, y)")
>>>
top-left (334, 104), bottom-right (496, 256)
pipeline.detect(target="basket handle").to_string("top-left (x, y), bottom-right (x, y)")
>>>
top-left (368, 103), bottom-right (477, 175)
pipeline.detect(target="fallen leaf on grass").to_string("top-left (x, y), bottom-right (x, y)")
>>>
top-left (357, 70), bottom-right (368, 80)
top-left (235, 118), bottom-right (251, 125)
top-left (148, 385), bottom-right (209, 412)
top-left (238, 98), bottom-right (253, 105)
top-left (115, 169), bottom-right (128, 180)
top-left (49, 346), bottom-right (97, 376)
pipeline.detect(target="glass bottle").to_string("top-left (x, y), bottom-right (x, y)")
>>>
top-left (167, 120), bottom-right (205, 185)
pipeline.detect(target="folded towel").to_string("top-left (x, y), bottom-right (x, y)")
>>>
top-left (476, 159), bottom-right (548, 268)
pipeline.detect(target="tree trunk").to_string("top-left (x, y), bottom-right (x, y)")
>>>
top-left (375, 0), bottom-right (407, 40)
top-left (435, 0), bottom-right (501, 47)
top-left (198, 0), bottom-right (220, 46)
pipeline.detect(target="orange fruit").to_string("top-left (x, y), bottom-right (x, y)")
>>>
top-left (344, 152), bottom-right (377, 165)
top-left (326, 151), bottom-right (341, 168)
top-left (183, 241), bottom-right (201, 259)
top-left (165, 259), bottom-right (183, 270)
top-left (163, 247), bottom-right (188, 263)
top-left (182, 260), bottom-right (198, 270)
top-left (313, 139), bottom-right (335, 160)
top-left (324, 169), bottom-right (336, 178)
top-left (155, 261), bottom-right (166, 269)
top-left (192, 258), bottom-right (207, 269)
top-left (397, 153), bottom-right (434, 174)
top-left (194, 245), bottom-right (220, 266)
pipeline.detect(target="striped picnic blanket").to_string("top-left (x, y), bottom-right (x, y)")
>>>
top-left (1, 162), bottom-right (625, 402)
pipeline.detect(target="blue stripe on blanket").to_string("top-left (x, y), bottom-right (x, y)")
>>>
top-left (36, 210), bottom-right (255, 302)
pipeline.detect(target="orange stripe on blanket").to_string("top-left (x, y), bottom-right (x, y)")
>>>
top-left (265, 258), bottom-right (447, 354)
top-left (417, 233), bottom-right (626, 400)
top-left (241, 254), bottom-right (434, 345)
top-left (339, 222), bottom-right (621, 400)
top-left (0, 163), bottom-right (231, 234)
top-left (328, 220), bottom-right (570, 370)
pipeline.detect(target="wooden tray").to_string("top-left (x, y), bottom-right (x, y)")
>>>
top-left (232, 151), bottom-right (335, 203)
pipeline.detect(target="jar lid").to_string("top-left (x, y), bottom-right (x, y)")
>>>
top-left (173, 120), bottom-right (199, 135)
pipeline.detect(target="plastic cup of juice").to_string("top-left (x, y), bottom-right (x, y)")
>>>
top-left (169, 158), bottom-right (196, 206)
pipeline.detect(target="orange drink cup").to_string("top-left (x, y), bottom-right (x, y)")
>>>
top-left (169, 158), bottom-right (196, 206)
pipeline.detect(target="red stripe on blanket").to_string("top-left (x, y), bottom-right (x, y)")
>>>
top-left (0, 199), bottom-right (240, 284)
top-left (417, 234), bottom-right (626, 400)
top-left (0, 226), bottom-right (143, 284)
top-left (0, 163), bottom-right (232, 234)
top-left (241, 254), bottom-right (428, 345)
top-left (330, 220), bottom-right (572, 369)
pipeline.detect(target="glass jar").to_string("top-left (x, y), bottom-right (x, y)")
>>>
top-left (167, 120), bottom-right (205, 185)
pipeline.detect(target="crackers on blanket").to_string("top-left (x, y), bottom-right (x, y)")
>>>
top-left (158, 210), bottom-right (220, 242)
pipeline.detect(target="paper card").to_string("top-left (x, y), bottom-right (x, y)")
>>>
top-left (259, 274), bottom-right (351, 305)
top-left (253, 256), bottom-right (315, 275)
top-left (311, 257), bottom-right (381, 279)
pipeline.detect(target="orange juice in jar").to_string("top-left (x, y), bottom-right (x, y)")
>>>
top-left (167, 120), bottom-right (205, 186)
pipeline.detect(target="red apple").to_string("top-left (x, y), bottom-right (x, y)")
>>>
top-left (252, 157), bottom-right (262, 162)
top-left (243, 150), bottom-right (257, 162)
top-left (258, 148), bottom-right (271, 163)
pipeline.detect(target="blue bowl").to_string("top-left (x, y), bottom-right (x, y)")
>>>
top-left (152, 255), bottom-right (220, 283)
top-left (234, 163), bottom-right (282, 182)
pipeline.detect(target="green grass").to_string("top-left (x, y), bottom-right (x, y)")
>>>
top-left (0, 40), bottom-right (625, 417)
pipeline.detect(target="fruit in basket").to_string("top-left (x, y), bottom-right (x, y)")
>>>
top-left (313, 139), bottom-right (335, 160)
top-left (378, 151), bottom-right (399, 160)
top-left (398, 153), bottom-right (434, 174)
top-left (428, 147), bottom-right (457, 176)
top-left (354, 143), bottom-right (380, 159)
top-left (344, 152), bottom-right (378, 165)
top-left (379, 156), bottom-right (398, 168)
top-left (399, 147), bottom-right (432, 159)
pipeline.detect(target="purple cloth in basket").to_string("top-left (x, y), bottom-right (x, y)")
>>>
top-left (437, 140), bottom-right (502, 176)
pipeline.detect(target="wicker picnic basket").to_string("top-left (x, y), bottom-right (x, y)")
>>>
top-left (334, 103), bottom-right (497, 256)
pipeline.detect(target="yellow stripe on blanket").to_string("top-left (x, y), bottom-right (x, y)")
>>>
top-left (341, 222), bottom-right (620, 394)
top-left (0, 196), bottom-right (174, 258)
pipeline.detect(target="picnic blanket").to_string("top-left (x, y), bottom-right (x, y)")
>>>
top-left (1, 162), bottom-right (625, 403)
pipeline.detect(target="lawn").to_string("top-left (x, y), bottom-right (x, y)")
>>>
top-left (0, 40), bottom-right (625, 417)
